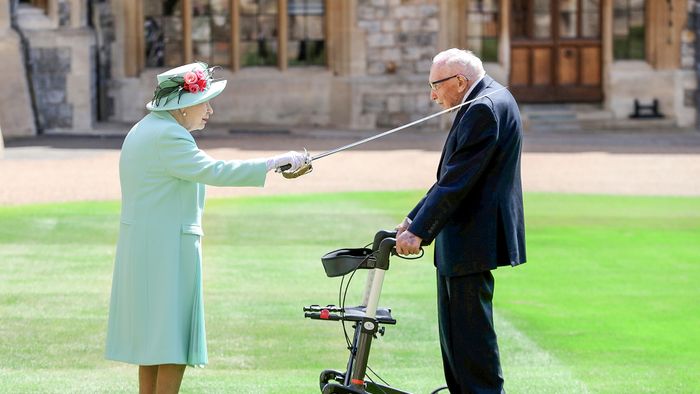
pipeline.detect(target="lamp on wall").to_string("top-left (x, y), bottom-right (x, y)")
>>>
top-left (385, 60), bottom-right (397, 74)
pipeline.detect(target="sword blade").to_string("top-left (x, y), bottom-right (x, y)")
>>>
top-left (311, 86), bottom-right (507, 161)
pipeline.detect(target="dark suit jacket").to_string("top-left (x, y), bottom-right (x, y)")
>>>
top-left (408, 75), bottom-right (526, 277)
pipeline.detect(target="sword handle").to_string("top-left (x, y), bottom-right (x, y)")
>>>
top-left (276, 148), bottom-right (310, 172)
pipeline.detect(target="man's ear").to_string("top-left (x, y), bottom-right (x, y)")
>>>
top-left (458, 76), bottom-right (469, 93)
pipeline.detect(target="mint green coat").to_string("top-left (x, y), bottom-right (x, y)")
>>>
top-left (105, 111), bottom-right (267, 366)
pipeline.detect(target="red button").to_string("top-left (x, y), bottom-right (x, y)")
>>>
top-left (320, 309), bottom-right (330, 319)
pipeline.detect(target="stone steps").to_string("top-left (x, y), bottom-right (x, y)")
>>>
top-left (521, 103), bottom-right (677, 132)
top-left (16, 4), bottom-right (55, 30)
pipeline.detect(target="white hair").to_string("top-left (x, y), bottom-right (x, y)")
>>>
top-left (432, 48), bottom-right (485, 81)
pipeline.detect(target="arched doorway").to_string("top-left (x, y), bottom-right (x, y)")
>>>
top-left (509, 0), bottom-right (602, 102)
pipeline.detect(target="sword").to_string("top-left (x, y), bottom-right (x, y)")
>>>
top-left (278, 86), bottom-right (508, 177)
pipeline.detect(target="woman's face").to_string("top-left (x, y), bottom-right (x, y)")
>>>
top-left (175, 101), bottom-right (214, 131)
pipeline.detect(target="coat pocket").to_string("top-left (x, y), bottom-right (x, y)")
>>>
top-left (181, 224), bottom-right (204, 236)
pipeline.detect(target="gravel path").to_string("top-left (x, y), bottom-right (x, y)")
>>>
top-left (2, 127), bottom-right (699, 205)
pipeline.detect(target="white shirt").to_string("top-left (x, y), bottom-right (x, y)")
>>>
top-left (461, 75), bottom-right (485, 105)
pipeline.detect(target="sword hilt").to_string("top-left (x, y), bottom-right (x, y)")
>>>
top-left (275, 148), bottom-right (313, 178)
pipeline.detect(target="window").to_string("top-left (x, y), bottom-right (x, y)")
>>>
top-left (465, 0), bottom-right (500, 62)
top-left (511, 0), bottom-right (550, 40)
top-left (580, 0), bottom-right (601, 39)
top-left (240, 0), bottom-right (278, 66)
top-left (144, 1), bottom-right (183, 67)
top-left (193, 0), bottom-right (233, 66)
top-left (613, 0), bottom-right (645, 60)
top-left (288, 0), bottom-right (325, 66)
top-left (142, 0), bottom-right (326, 70)
top-left (559, 0), bottom-right (600, 39)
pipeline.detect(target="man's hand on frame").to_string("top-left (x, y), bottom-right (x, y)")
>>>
top-left (396, 230), bottom-right (423, 255)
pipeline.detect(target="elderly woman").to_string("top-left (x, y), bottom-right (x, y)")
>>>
top-left (105, 62), bottom-right (308, 393)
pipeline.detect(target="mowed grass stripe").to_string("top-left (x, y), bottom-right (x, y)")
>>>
top-left (497, 311), bottom-right (590, 393)
top-left (1, 192), bottom-right (699, 393)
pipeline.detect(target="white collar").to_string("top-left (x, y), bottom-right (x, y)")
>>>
top-left (461, 75), bottom-right (485, 104)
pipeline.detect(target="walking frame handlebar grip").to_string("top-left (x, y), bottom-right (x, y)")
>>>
top-left (372, 230), bottom-right (397, 252)
top-left (371, 229), bottom-right (430, 269)
top-left (375, 238), bottom-right (396, 270)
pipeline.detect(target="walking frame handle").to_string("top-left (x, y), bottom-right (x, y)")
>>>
top-left (362, 230), bottom-right (430, 311)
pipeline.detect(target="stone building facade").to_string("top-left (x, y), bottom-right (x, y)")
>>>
top-left (0, 0), bottom-right (698, 140)
top-left (1, 0), bottom-right (94, 138)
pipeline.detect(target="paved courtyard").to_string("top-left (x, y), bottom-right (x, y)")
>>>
top-left (1, 125), bottom-right (700, 205)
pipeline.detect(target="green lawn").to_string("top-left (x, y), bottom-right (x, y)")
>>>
top-left (0, 192), bottom-right (698, 393)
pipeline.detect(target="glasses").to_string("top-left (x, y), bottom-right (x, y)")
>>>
top-left (429, 74), bottom-right (463, 91)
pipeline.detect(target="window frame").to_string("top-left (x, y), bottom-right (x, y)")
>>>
top-left (463, 0), bottom-right (501, 62)
top-left (130, 0), bottom-right (329, 74)
top-left (612, 0), bottom-right (646, 60)
top-left (456, 0), bottom-right (509, 65)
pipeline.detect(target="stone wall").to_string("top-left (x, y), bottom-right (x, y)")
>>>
top-left (82, 0), bottom-right (699, 131)
top-left (58, 0), bottom-right (70, 27)
top-left (29, 46), bottom-right (72, 129)
top-left (672, 0), bottom-right (697, 127)
top-left (683, 0), bottom-right (696, 71)
top-left (102, 0), bottom-right (444, 131)
top-left (0, 46), bottom-right (34, 138)
top-left (605, 1), bottom-right (696, 128)
top-left (22, 28), bottom-right (95, 132)
top-left (353, 0), bottom-right (442, 130)
top-left (17, 0), bottom-right (96, 133)
top-left (358, 0), bottom-right (439, 76)
top-left (0, 0), bottom-right (37, 139)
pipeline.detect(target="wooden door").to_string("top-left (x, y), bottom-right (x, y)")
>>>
top-left (510, 0), bottom-right (602, 102)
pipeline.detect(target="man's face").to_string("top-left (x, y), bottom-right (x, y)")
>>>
top-left (428, 65), bottom-right (468, 110)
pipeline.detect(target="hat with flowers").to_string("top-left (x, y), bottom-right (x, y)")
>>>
top-left (146, 62), bottom-right (227, 111)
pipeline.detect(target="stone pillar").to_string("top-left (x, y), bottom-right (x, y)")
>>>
top-left (0, 0), bottom-right (6, 149)
top-left (694, 0), bottom-right (700, 128)
top-left (499, 0), bottom-right (510, 69)
top-left (601, 0), bottom-right (613, 112)
top-left (0, 123), bottom-right (4, 158)
top-left (0, 0), bottom-right (38, 138)
top-left (0, 111), bottom-right (4, 158)
top-left (0, 0), bottom-right (9, 31)
top-left (69, 0), bottom-right (85, 28)
top-left (15, 0), bottom-right (96, 133)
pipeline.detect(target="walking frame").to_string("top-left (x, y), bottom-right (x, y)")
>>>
top-left (303, 230), bottom-right (448, 394)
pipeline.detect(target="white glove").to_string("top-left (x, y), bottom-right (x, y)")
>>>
top-left (266, 151), bottom-right (309, 173)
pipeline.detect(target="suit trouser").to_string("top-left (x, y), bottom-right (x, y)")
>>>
top-left (437, 270), bottom-right (504, 394)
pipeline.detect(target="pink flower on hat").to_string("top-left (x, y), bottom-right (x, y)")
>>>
top-left (149, 62), bottom-right (217, 108)
top-left (184, 71), bottom-right (198, 85)
top-left (187, 83), bottom-right (201, 94)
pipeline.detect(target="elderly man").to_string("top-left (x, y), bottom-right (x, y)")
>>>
top-left (395, 49), bottom-right (526, 393)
